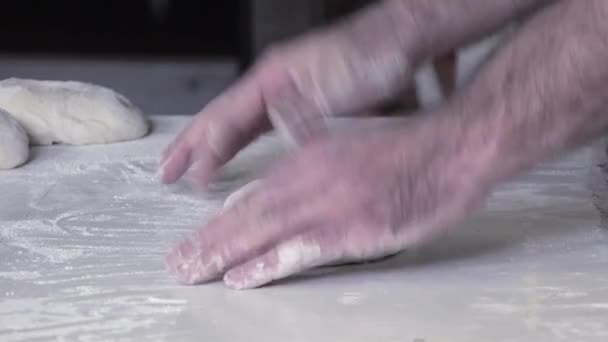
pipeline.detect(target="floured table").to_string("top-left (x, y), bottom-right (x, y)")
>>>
top-left (1, 116), bottom-right (608, 342)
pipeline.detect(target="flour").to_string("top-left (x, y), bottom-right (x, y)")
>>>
top-left (275, 237), bottom-right (323, 276)
top-left (3, 117), bottom-right (215, 338)
top-left (471, 302), bottom-right (521, 315)
top-left (0, 271), bottom-right (40, 281)
top-left (223, 236), bottom-right (323, 290)
top-left (1, 117), bottom-right (608, 341)
top-left (340, 292), bottom-right (363, 305)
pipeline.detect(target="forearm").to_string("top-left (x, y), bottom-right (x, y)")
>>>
top-left (446, 0), bottom-right (608, 184)
top-left (341, 0), bottom-right (552, 67)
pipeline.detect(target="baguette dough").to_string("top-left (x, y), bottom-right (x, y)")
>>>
top-left (0, 109), bottom-right (29, 169)
top-left (0, 78), bottom-right (149, 145)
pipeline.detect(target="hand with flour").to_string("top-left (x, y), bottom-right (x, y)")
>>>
top-left (166, 0), bottom-right (608, 288)
top-left (160, 0), bottom-right (548, 187)
top-left (166, 115), bottom-right (494, 289)
top-left (159, 4), bottom-right (416, 187)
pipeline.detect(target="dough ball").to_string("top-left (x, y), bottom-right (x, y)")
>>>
top-left (0, 108), bottom-right (29, 169)
top-left (224, 180), bottom-right (263, 209)
top-left (0, 78), bottom-right (149, 145)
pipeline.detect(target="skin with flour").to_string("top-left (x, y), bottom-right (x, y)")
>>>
top-left (160, 0), bottom-right (551, 186)
top-left (165, 0), bottom-right (608, 289)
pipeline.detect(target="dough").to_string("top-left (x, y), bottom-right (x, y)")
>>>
top-left (0, 78), bottom-right (149, 145)
top-left (0, 108), bottom-right (29, 169)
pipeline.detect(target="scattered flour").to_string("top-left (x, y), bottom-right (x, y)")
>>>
top-left (1, 118), bottom-right (607, 341)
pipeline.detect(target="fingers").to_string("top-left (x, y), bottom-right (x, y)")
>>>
top-left (265, 70), bottom-right (330, 146)
top-left (160, 139), bottom-right (192, 184)
top-left (223, 231), bottom-right (338, 290)
top-left (160, 71), bottom-right (268, 185)
top-left (166, 180), bottom-right (329, 285)
top-left (182, 119), bottom-right (262, 189)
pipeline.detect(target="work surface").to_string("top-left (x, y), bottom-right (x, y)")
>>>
top-left (1, 116), bottom-right (607, 342)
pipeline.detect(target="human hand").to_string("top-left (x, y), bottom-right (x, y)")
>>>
top-left (159, 9), bottom-right (416, 188)
top-left (166, 116), bottom-right (494, 289)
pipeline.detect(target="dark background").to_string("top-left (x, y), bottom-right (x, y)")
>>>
top-left (0, 0), bottom-right (431, 115)
top-left (0, 1), bottom-right (241, 58)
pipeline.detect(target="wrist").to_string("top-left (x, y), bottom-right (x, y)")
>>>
top-left (397, 108), bottom-right (503, 190)
top-left (334, 0), bottom-right (424, 76)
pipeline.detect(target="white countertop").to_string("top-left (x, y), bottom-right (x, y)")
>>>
top-left (1, 116), bottom-right (607, 342)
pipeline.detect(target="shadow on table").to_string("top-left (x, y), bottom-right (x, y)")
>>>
top-left (272, 205), bottom-right (601, 288)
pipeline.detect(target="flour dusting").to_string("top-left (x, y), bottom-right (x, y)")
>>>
top-left (1, 118), bottom-right (607, 341)
top-left (0, 117), bottom-right (284, 341)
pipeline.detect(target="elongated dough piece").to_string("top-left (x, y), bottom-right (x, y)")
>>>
top-left (0, 78), bottom-right (149, 145)
top-left (0, 109), bottom-right (29, 169)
